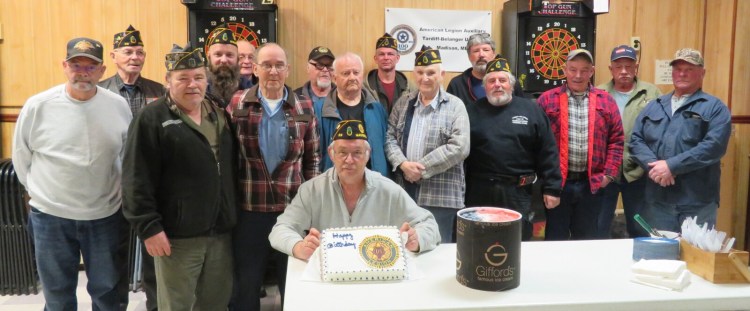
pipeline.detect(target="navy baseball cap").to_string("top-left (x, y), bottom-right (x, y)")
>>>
top-left (610, 45), bottom-right (637, 61)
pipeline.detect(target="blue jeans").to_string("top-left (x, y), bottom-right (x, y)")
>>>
top-left (545, 180), bottom-right (602, 240)
top-left (30, 208), bottom-right (121, 311)
top-left (422, 206), bottom-right (456, 243)
top-left (642, 201), bottom-right (718, 233)
top-left (598, 177), bottom-right (649, 238)
top-left (230, 211), bottom-right (287, 311)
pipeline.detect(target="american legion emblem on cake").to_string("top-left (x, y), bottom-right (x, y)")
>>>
top-left (320, 226), bottom-right (409, 282)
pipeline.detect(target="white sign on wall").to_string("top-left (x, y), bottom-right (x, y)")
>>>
top-left (385, 8), bottom-right (492, 72)
top-left (655, 60), bottom-right (673, 85)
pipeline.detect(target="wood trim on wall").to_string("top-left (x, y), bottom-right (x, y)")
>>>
top-left (0, 113), bottom-right (19, 123)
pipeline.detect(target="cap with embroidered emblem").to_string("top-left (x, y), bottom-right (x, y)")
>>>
top-left (66, 37), bottom-right (104, 63)
top-left (333, 120), bottom-right (367, 140)
top-left (113, 25), bottom-right (143, 49)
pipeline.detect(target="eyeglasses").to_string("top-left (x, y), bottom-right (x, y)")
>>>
top-left (333, 150), bottom-right (366, 160)
top-left (469, 33), bottom-right (491, 40)
top-left (116, 49), bottom-right (146, 58)
top-left (257, 62), bottom-right (287, 72)
top-left (67, 62), bottom-right (100, 73)
top-left (309, 61), bottom-right (333, 71)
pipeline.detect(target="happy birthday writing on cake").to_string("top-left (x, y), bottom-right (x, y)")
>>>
top-left (325, 232), bottom-right (356, 249)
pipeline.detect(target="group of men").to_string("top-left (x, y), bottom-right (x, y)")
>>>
top-left (11, 22), bottom-right (730, 311)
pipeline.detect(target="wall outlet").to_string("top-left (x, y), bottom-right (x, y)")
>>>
top-left (631, 37), bottom-right (641, 50)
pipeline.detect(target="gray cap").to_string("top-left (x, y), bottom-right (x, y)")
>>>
top-left (566, 49), bottom-right (593, 63)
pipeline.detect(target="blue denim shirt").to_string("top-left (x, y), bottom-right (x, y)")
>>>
top-left (259, 88), bottom-right (290, 174)
top-left (630, 89), bottom-right (731, 205)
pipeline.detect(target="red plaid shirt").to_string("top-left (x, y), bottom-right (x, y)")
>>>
top-left (228, 86), bottom-right (320, 212)
top-left (537, 84), bottom-right (623, 193)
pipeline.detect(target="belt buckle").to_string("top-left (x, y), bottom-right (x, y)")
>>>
top-left (518, 174), bottom-right (534, 186)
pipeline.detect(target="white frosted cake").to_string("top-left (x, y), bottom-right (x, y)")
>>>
top-left (319, 226), bottom-right (408, 282)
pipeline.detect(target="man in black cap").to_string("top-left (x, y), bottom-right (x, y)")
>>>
top-left (205, 25), bottom-right (242, 107)
top-left (13, 37), bottom-right (131, 310)
top-left (122, 44), bottom-right (237, 310)
top-left (98, 24), bottom-right (162, 311)
top-left (100, 25), bottom-right (164, 117)
top-left (269, 119), bottom-right (441, 260)
top-left (465, 55), bottom-right (562, 241)
top-left (447, 33), bottom-right (524, 106)
top-left (385, 45), bottom-right (470, 243)
top-left (364, 33), bottom-right (412, 113)
top-left (294, 46), bottom-right (336, 123)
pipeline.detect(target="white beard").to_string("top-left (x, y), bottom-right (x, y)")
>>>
top-left (487, 92), bottom-right (512, 106)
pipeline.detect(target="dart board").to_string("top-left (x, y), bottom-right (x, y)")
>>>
top-left (184, 0), bottom-right (277, 53)
top-left (502, 0), bottom-right (599, 96)
top-left (518, 16), bottom-right (594, 93)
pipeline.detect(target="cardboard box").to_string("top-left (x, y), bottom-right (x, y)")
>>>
top-left (680, 239), bottom-right (750, 283)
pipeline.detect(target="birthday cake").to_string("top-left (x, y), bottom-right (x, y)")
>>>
top-left (319, 226), bottom-right (408, 282)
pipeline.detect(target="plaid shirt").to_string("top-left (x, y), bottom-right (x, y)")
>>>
top-left (537, 84), bottom-right (624, 194)
top-left (99, 74), bottom-right (164, 116)
top-left (385, 90), bottom-right (470, 208)
top-left (228, 85), bottom-right (320, 212)
top-left (567, 89), bottom-right (589, 172)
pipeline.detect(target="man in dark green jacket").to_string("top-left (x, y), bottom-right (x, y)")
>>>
top-left (122, 44), bottom-right (237, 310)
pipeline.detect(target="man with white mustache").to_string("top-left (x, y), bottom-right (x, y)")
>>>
top-left (595, 45), bottom-right (661, 239)
top-left (318, 52), bottom-right (390, 176)
top-left (447, 33), bottom-right (525, 106)
top-left (464, 55), bottom-right (561, 241)
top-left (100, 25), bottom-right (164, 118)
top-left (13, 37), bottom-right (131, 310)
top-left (537, 49), bottom-right (624, 241)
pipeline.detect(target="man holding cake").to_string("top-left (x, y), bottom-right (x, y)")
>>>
top-left (269, 120), bottom-right (441, 261)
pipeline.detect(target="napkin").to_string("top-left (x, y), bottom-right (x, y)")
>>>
top-left (630, 259), bottom-right (691, 291)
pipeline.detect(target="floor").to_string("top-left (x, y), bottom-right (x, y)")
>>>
top-left (0, 271), bottom-right (282, 311)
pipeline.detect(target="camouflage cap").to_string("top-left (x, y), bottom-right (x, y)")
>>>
top-left (669, 48), bottom-right (704, 66)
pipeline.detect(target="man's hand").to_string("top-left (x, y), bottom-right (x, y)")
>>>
top-left (543, 195), bottom-right (560, 209)
top-left (400, 222), bottom-right (420, 252)
top-left (400, 161), bottom-right (425, 183)
top-left (292, 228), bottom-right (321, 261)
top-left (144, 231), bottom-right (171, 257)
top-left (648, 160), bottom-right (675, 187)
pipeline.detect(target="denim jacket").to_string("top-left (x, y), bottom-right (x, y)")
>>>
top-left (630, 89), bottom-right (731, 205)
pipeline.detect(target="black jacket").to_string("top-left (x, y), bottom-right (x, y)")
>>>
top-left (122, 96), bottom-right (238, 240)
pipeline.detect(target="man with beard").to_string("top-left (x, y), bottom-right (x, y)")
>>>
top-left (537, 49), bottom-right (624, 240)
top-left (385, 46), bottom-right (470, 243)
top-left (596, 45), bottom-right (661, 238)
top-left (238, 39), bottom-right (258, 89)
top-left (294, 46), bottom-right (336, 124)
top-left (98, 25), bottom-right (162, 311)
top-left (206, 25), bottom-right (241, 107)
top-left (465, 55), bottom-right (561, 241)
top-left (318, 52), bottom-right (389, 176)
top-left (227, 43), bottom-right (320, 311)
top-left (364, 33), bottom-right (412, 113)
top-left (447, 33), bottom-right (524, 106)
top-left (13, 37), bottom-right (131, 310)
top-left (100, 25), bottom-right (163, 117)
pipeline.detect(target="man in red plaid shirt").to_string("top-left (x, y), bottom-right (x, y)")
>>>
top-left (537, 49), bottom-right (624, 241)
top-left (227, 42), bottom-right (320, 311)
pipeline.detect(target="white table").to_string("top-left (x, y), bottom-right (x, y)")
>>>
top-left (284, 239), bottom-right (750, 311)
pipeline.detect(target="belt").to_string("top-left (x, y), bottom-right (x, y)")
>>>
top-left (567, 171), bottom-right (588, 181)
top-left (471, 173), bottom-right (537, 186)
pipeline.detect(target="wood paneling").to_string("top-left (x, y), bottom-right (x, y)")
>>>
top-left (732, 0), bottom-right (750, 115)
top-left (593, 0), bottom-right (636, 86)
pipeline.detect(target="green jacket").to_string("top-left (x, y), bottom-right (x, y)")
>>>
top-left (597, 79), bottom-right (661, 182)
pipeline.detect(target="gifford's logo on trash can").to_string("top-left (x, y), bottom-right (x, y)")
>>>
top-left (456, 207), bottom-right (522, 291)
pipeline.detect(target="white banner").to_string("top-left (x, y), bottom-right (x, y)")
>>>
top-left (385, 8), bottom-right (492, 72)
